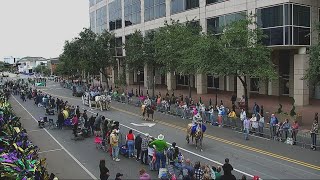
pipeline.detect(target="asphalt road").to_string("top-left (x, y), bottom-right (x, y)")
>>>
top-left (8, 76), bottom-right (320, 179)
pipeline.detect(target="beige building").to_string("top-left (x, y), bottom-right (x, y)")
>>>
top-left (89, 0), bottom-right (320, 106)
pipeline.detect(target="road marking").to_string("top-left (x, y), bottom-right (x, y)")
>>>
top-left (84, 108), bottom-right (256, 178)
top-left (130, 122), bottom-right (156, 127)
top-left (11, 95), bottom-right (98, 180)
top-left (42, 91), bottom-right (320, 171)
top-left (38, 148), bottom-right (63, 154)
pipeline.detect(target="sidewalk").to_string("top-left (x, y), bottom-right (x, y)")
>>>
top-left (106, 83), bottom-right (318, 129)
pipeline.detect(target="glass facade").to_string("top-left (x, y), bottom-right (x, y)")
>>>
top-left (89, 0), bottom-right (95, 7)
top-left (206, 0), bottom-right (225, 5)
top-left (96, 0), bottom-right (103, 4)
top-left (90, 12), bottom-right (96, 32)
top-left (171, 0), bottom-right (199, 14)
top-left (109, 0), bottom-right (122, 31)
top-left (207, 11), bottom-right (246, 35)
top-left (144, 0), bottom-right (166, 22)
top-left (257, 4), bottom-right (311, 46)
top-left (96, 6), bottom-right (107, 34)
top-left (124, 0), bottom-right (141, 27)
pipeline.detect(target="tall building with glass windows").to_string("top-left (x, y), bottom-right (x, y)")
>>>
top-left (89, 0), bottom-right (320, 106)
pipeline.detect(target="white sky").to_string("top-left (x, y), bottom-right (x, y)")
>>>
top-left (0, 0), bottom-right (89, 60)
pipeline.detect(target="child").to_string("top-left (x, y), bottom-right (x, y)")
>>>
top-left (148, 146), bottom-right (156, 171)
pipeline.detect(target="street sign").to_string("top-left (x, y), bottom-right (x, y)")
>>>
top-left (130, 123), bottom-right (155, 127)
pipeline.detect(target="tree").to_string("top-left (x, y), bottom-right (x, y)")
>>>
top-left (58, 40), bottom-right (82, 77)
top-left (33, 65), bottom-right (50, 76)
top-left (212, 15), bottom-right (277, 112)
top-left (77, 28), bottom-right (116, 88)
top-left (304, 24), bottom-right (320, 86)
top-left (155, 19), bottom-right (202, 98)
top-left (124, 30), bottom-right (145, 73)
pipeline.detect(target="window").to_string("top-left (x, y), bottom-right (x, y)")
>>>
top-left (293, 5), bottom-right (310, 27)
top-left (109, 0), bottom-right (122, 30)
top-left (207, 75), bottom-right (219, 89)
top-left (96, 0), bottom-right (103, 4)
top-left (177, 75), bottom-right (189, 86)
top-left (206, 0), bottom-right (225, 5)
top-left (207, 11), bottom-right (245, 35)
top-left (89, 0), bottom-right (95, 7)
top-left (96, 6), bottom-right (107, 34)
top-left (125, 0), bottom-right (141, 26)
top-left (171, 0), bottom-right (199, 14)
top-left (144, 0), bottom-right (166, 22)
top-left (257, 3), bottom-right (310, 46)
top-left (257, 5), bottom-right (283, 28)
top-left (90, 12), bottom-right (96, 32)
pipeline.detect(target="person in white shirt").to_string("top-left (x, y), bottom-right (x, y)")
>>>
top-left (240, 109), bottom-right (246, 130)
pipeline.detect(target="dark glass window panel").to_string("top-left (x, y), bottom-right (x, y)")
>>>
top-left (284, 4), bottom-right (292, 25)
top-left (207, 17), bottom-right (224, 34)
top-left (109, 21), bottom-right (116, 31)
top-left (207, 75), bottom-right (213, 88)
top-left (257, 5), bottom-right (283, 28)
top-left (262, 27), bottom-right (284, 46)
top-left (116, 19), bottom-right (122, 29)
top-left (214, 77), bottom-right (219, 89)
top-left (293, 27), bottom-right (310, 45)
top-left (185, 0), bottom-right (199, 10)
top-left (293, 5), bottom-right (310, 27)
top-left (250, 78), bottom-right (259, 92)
top-left (116, 37), bottom-right (123, 47)
top-left (206, 0), bottom-right (224, 5)
top-left (285, 26), bottom-right (292, 45)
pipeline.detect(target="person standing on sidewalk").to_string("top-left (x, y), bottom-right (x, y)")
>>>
top-left (99, 159), bottom-right (110, 180)
top-left (126, 130), bottom-right (135, 158)
top-left (243, 117), bottom-right (250, 140)
top-left (149, 134), bottom-right (168, 170)
top-left (135, 134), bottom-right (142, 161)
top-left (291, 120), bottom-right (299, 145)
top-left (141, 133), bottom-right (150, 164)
top-left (310, 119), bottom-right (319, 151)
top-left (110, 129), bottom-right (120, 161)
top-left (240, 109), bottom-right (246, 130)
top-left (269, 114), bottom-right (278, 139)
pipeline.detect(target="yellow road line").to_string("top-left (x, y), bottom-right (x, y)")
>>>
top-left (42, 91), bottom-right (320, 171)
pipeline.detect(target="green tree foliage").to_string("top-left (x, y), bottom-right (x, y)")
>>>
top-left (305, 40), bottom-right (320, 85)
top-left (33, 65), bottom-right (50, 76)
top-left (154, 19), bottom-right (203, 97)
top-left (77, 28), bottom-right (116, 88)
top-left (124, 30), bottom-right (145, 72)
top-left (210, 15), bottom-right (276, 111)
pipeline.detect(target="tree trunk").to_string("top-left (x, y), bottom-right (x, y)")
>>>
top-left (238, 76), bottom-right (249, 113)
top-left (152, 67), bottom-right (155, 98)
top-left (188, 74), bottom-right (191, 98)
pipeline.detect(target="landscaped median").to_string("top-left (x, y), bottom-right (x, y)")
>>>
top-left (0, 98), bottom-right (57, 180)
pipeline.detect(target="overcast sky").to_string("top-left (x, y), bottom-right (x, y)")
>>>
top-left (0, 0), bottom-right (89, 60)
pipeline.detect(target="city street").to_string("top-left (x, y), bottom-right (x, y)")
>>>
top-left (8, 77), bottom-right (320, 179)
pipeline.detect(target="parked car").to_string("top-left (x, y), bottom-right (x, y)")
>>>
top-left (72, 86), bottom-right (84, 97)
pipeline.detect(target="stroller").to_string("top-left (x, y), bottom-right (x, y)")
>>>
top-left (119, 144), bottom-right (129, 157)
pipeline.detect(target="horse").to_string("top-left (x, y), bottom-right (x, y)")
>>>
top-left (141, 105), bottom-right (155, 121)
top-left (186, 122), bottom-right (204, 151)
top-left (95, 95), bottom-right (111, 111)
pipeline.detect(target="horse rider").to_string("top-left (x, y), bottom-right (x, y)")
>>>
top-left (144, 96), bottom-right (152, 108)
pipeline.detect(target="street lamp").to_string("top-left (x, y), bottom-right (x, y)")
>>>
top-left (137, 70), bottom-right (141, 96)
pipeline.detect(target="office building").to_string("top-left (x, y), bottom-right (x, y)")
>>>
top-left (89, 0), bottom-right (320, 106)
